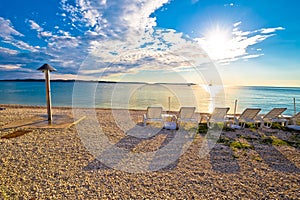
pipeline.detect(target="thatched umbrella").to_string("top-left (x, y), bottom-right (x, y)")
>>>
top-left (37, 63), bottom-right (56, 122)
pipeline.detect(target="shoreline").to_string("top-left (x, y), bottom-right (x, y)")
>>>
top-left (0, 104), bottom-right (211, 115)
top-left (0, 104), bottom-right (146, 111)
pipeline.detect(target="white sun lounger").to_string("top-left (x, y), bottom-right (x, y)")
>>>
top-left (176, 107), bottom-right (198, 128)
top-left (229, 108), bottom-right (261, 129)
top-left (259, 108), bottom-right (287, 128)
top-left (204, 107), bottom-right (230, 129)
top-left (286, 112), bottom-right (300, 131)
top-left (143, 106), bottom-right (163, 126)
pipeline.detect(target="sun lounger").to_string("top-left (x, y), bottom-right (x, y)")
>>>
top-left (204, 107), bottom-right (230, 128)
top-left (143, 106), bottom-right (163, 126)
top-left (176, 107), bottom-right (198, 128)
top-left (229, 108), bottom-right (261, 129)
top-left (286, 112), bottom-right (300, 131)
top-left (258, 108), bottom-right (287, 128)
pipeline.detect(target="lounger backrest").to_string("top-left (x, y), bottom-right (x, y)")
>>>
top-left (146, 106), bottom-right (163, 119)
top-left (239, 108), bottom-right (261, 120)
top-left (178, 107), bottom-right (196, 120)
top-left (210, 107), bottom-right (230, 121)
top-left (263, 108), bottom-right (287, 120)
top-left (292, 112), bottom-right (300, 124)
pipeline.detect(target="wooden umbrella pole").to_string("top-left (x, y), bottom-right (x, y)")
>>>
top-left (45, 70), bottom-right (52, 122)
top-left (37, 63), bottom-right (56, 124)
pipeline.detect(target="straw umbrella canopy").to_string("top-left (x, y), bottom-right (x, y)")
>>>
top-left (37, 63), bottom-right (56, 72)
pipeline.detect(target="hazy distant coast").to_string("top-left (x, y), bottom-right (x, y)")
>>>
top-left (0, 79), bottom-right (197, 86)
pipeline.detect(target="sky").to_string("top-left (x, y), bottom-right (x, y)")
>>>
top-left (0, 0), bottom-right (299, 86)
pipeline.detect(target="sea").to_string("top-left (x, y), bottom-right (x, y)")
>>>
top-left (0, 81), bottom-right (299, 116)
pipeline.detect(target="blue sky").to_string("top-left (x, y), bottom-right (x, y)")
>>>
top-left (0, 0), bottom-right (299, 86)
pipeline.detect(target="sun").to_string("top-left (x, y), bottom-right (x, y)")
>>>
top-left (197, 27), bottom-right (233, 61)
top-left (206, 29), bottom-right (231, 60)
top-left (207, 30), bottom-right (229, 47)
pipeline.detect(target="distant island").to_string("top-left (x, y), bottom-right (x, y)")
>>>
top-left (0, 79), bottom-right (118, 84)
top-left (0, 79), bottom-right (196, 86)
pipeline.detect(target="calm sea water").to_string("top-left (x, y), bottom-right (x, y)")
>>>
top-left (0, 81), bottom-right (299, 116)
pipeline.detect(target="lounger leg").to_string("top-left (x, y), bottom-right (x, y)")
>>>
top-left (260, 120), bottom-right (264, 128)
top-left (176, 120), bottom-right (180, 129)
top-left (268, 122), bottom-right (272, 128)
top-left (263, 122), bottom-right (272, 128)
top-left (241, 122), bottom-right (245, 129)
top-left (207, 122), bottom-right (211, 129)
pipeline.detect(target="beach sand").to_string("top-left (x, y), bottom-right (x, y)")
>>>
top-left (0, 105), bottom-right (299, 199)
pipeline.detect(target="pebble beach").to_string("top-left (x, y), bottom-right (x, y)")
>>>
top-left (0, 105), bottom-right (300, 199)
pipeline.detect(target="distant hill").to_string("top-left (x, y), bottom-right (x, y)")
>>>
top-left (0, 79), bottom-right (195, 85)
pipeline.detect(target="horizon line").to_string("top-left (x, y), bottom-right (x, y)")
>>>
top-left (0, 78), bottom-right (299, 88)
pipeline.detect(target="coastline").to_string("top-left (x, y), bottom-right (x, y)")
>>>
top-left (0, 104), bottom-right (146, 111)
top-left (0, 104), bottom-right (210, 115)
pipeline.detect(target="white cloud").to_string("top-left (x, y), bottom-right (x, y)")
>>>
top-left (0, 64), bottom-right (21, 70)
top-left (51, 73), bottom-right (97, 80)
top-left (54, 0), bottom-right (202, 81)
top-left (60, 0), bottom-right (170, 36)
top-left (27, 20), bottom-right (54, 39)
top-left (0, 64), bottom-right (34, 73)
top-left (0, 47), bottom-right (18, 55)
top-left (26, 19), bottom-right (80, 51)
top-left (260, 27), bottom-right (285, 34)
top-left (224, 3), bottom-right (235, 7)
top-left (28, 20), bottom-right (43, 31)
top-left (78, 28), bottom-right (212, 83)
top-left (0, 18), bottom-right (38, 52)
top-left (48, 35), bottom-right (80, 49)
top-left (242, 54), bottom-right (264, 59)
top-left (196, 22), bottom-right (284, 64)
top-left (0, 17), bottom-right (24, 39)
top-left (40, 31), bottom-right (53, 37)
top-left (14, 40), bottom-right (39, 52)
top-left (233, 21), bottom-right (241, 27)
top-left (57, 30), bottom-right (71, 36)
